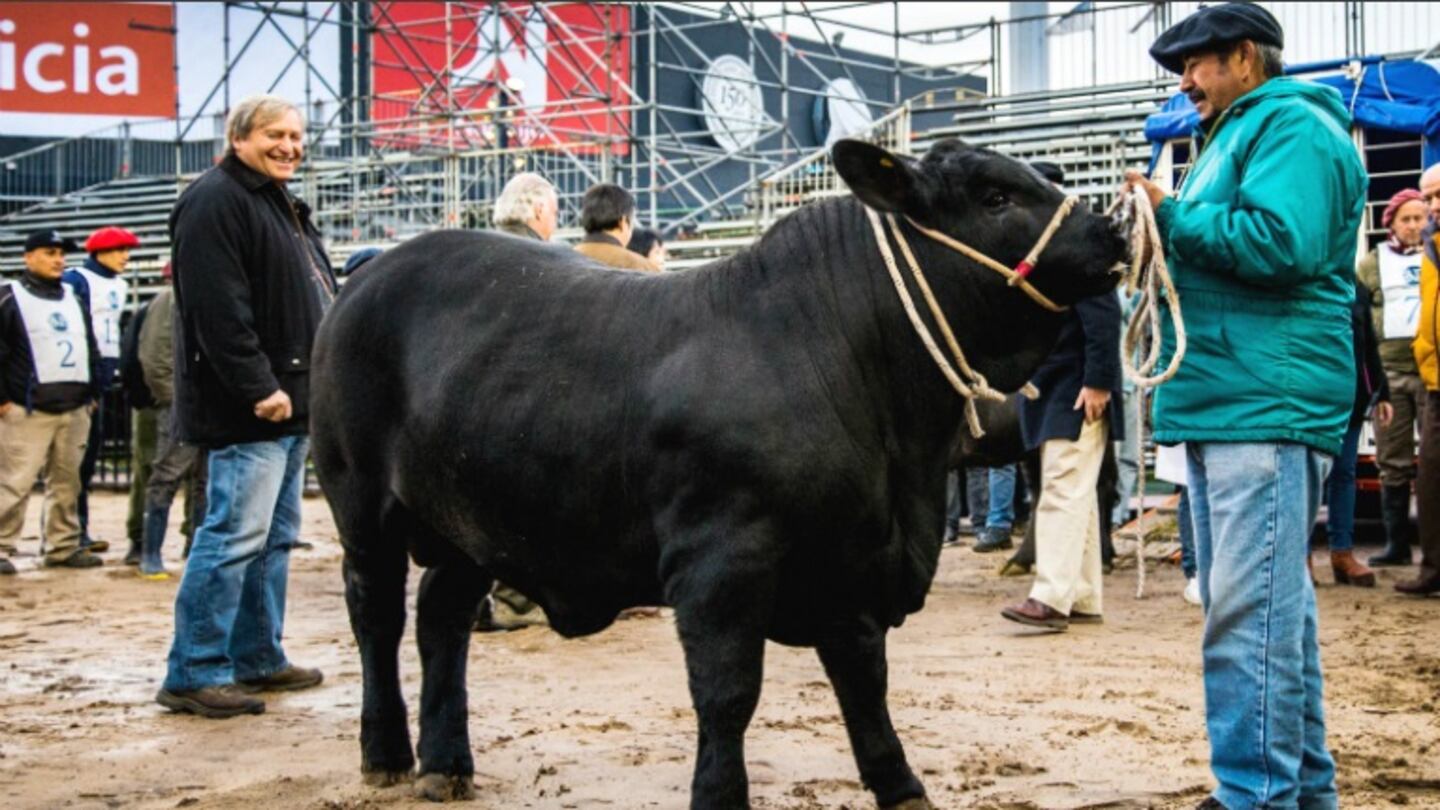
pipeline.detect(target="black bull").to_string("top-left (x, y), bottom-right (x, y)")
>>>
top-left (310, 139), bottom-right (1126, 808)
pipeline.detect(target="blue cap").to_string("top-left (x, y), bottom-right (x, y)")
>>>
top-left (340, 246), bottom-right (383, 277)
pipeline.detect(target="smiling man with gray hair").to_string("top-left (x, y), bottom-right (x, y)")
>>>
top-left (157, 93), bottom-right (336, 719)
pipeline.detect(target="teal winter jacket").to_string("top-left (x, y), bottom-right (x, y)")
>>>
top-left (1153, 78), bottom-right (1368, 455)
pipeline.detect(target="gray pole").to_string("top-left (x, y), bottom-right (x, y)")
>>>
top-left (1008, 1), bottom-right (1048, 95)
top-left (648, 5), bottom-right (658, 225)
top-left (892, 1), bottom-right (901, 106)
top-left (172, 1), bottom-right (182, 181)
top-left (779, 2), bottom-right (788, 165)
top-left (223, 2), bottom-right (231, 115)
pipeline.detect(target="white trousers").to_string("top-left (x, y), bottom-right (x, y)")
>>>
top-left (1029, 417), bottom-right (1108, 615)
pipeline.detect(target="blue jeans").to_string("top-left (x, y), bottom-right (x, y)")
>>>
top-left (1186, 442), bottom-right (1337, 810)
top-left (164, 436), bottom-right (309, 692)
top-left (986, 465), bottom-right (1016, 530)
top-left (1177, 486), bottom-right (1196, 579)
top-left (1321, 421), bottom-right (1362, 553)
top-left (1114, 389), bottom-right (1141, 526)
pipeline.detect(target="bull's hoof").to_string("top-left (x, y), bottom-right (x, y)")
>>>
top-left (880, 797), bottom-right (935, 810)
top-left (414, 772), bottom-right (476, 802)
top-left (361, 768), bottom-right (414, 788)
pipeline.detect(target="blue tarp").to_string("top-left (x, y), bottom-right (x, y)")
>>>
top-left (1144, 59), bottom-right (1440, 169)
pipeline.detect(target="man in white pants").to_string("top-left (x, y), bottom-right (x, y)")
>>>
top-left (1000, 166), bottom-right (1124, 632)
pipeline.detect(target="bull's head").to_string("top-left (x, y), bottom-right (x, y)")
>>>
top-left (832, 138), bottom-right (1124, 307)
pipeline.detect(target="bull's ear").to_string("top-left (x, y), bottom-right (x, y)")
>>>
top-left (833, 139), bottom-right (925, 214)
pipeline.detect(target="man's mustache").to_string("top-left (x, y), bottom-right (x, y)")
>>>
top-left (1188, 89), bottom-right (1206, 105)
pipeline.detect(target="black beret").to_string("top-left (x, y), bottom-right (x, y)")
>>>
top-left (1030, 161), bottom-right (1065, 185)
top-left (23, 229), bottom-right (78, 253)
top-left (1149, 3), bottom-right (1283, 75)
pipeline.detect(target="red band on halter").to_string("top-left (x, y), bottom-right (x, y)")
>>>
top-left (1013, 261), bottom-right (1035, 279)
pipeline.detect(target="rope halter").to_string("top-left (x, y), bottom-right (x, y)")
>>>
top-left (902, 195), bottom-right (1079, 314)
top-left (863, 195), bottom-right (1080, 438)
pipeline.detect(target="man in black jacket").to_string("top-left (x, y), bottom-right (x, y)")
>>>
top-left (157, 94), bottom-right (335, 719)
top-left (0, 230), bottom-right (104, 573)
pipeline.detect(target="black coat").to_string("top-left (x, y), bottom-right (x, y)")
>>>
top-left (0, 272), bottom-right (102, 414)
top-left (170, 154), bottom-right (336, 447)
top-left (1019, 291), bottom-right (1124, 451)
top-left (1351, 284), bottom-right (1390, 425)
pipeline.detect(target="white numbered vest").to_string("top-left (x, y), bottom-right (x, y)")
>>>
top-left (71, 265), bottom-right (127, 360)
top-left (1377, 244), bottom-right (1423, 341)
top-left (9, 281), bottom-right (91, 385)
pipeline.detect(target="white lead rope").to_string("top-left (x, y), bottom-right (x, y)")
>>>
top-left (1108, 187), bottom-right (1187, 598)
top-left (864, 195), bottom-right (1080, 438)
top-left (866, 208), bottom-right (1007, 438)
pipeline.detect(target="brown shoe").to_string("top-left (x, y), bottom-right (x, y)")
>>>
top-left (1069, 610), bottom-right (1103, 624)
top-left (156, 685), bottom-right (265, 718)
top-left (236, 665), bottom-right (324, 693)
top-left (0, 557), bottom-right (15, 575)
top-left (1330, 550), bottom-right (1376, 587)
top-left (1395, 573), bottom-right (1440, 596)
top-left (43, 550), bottom-right (103, 568)
top-left (1000, 598), bottom-right (1068, 631)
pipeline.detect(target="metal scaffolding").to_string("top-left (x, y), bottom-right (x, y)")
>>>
top-left (4, 1), bottom-right (1440, 242)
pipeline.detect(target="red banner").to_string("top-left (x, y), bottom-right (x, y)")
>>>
top-left (0, 2), bottom-right (175, 117)
top-left (371, 3), bottom-right (630, 152)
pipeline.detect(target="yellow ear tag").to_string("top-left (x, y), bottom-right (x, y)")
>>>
top-left (879, 158), bottom-right (894, 168)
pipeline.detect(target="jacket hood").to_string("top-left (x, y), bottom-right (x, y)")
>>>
top-left (1230, 77), bottom-right (1353, 130)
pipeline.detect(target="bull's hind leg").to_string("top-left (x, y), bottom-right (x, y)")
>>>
top-left (816, 630), bottom-right (930, 809)
top-left (342, 540), bottom-right (415, 784)
top-left (413, 557), bottom-right (487, 802)
top-left (666, 546), bottom-right (777, 810)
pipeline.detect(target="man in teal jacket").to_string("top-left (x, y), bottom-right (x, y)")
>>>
top-left (1126, 5), bottom-right (1366, 810)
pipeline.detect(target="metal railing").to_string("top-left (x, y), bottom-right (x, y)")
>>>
top-left (754, 102), bottom-right (912, 228)
top-left (299, 137), bottom-right (612, 245)
top-left (940, 1), bottom-right (1440, 98)
top-left (0, 120), bottom-right (220, 217)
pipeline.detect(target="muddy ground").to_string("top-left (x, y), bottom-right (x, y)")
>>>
top-left (0, 492), bottom-right (1436, 810)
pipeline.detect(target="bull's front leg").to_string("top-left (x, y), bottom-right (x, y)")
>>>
top-left (664, 535), bottom-right (779, 810)
top-left (816, 629), bottom-right (931, 809)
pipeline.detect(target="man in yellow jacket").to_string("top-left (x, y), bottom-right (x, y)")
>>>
top-left (1399, 213), bottom-right (1439, 595)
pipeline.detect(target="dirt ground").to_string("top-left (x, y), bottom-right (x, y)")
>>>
top-left (0, 492), bottom-right (1436, 810)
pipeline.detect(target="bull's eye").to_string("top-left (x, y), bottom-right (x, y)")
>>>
top-left (983, 190), bottom-right (1010, 209)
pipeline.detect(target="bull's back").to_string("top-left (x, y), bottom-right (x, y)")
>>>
top-left (312, 231), bottom-right (698, 602)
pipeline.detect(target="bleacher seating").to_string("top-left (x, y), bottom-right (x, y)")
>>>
top-left (0, 176), bottom-right (178, 297)
top-left (913, 79), bottom-right (1173, 205)
top-left (0, 80), bottom-right (1175, 286)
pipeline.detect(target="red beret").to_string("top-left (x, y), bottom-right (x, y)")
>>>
top-left (85, 226), bottom-right (140, 252)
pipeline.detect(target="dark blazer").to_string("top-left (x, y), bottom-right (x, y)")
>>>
top-left (170, 154), bottom-right (336, 447)
top-left (1351, 283), bottom-right (1391, 424)
top-left (1019, 291), bottom-right (1124, 451)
